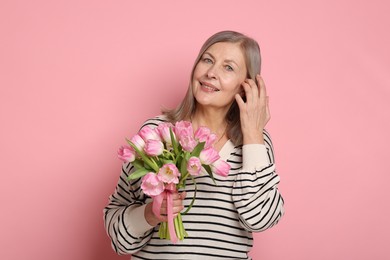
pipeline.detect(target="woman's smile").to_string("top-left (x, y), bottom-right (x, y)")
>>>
top-left (200, 81), bottom-right (220, 92)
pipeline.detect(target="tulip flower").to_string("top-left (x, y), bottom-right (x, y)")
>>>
top-left (205, 133), bottom-right (217, 149)
top-left (144, 139), bottom-right (164, 157)
top-left (178, 132), bottom-right (197, 152)
top-left (187, 157), bottom-right (202, 176)
top-left (141, 173), bottom-right (165, 196)
top-left (175, 121), bottom-right (196, 151)
top-left (130, 134), bottom-right (145, 151)
top-left (194, 126), bottom-right (218, 148)
top-left (157, 122), bottom-right (175, 145)
top-left (194, 126), bottom-right (211, 142)
top-left (174, 121), bottom-right (193, 136)
top-left (139, 125), bottom-right (161, 141)
top-left (158, 163), bottom-right (180, 184)
top-left (211, 159), bottom-right (230, 177)
top-left (117, 145), bottom-right (136, 163)
top-left (199, 147), bottom-right (220, 165)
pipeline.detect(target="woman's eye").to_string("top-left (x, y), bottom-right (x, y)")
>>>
top-left (225, 65), bottom-right (234, 71)
top-left (203, 58), bottom-right (213, 63)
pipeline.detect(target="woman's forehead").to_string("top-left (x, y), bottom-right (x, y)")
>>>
top-left (204, 42), bottom-right (245, 63)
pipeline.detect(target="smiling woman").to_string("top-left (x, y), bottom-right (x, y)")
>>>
top-left (192, 42), bottom-right (247, 112)
top-left (104, 31), bottom-right (284, 260)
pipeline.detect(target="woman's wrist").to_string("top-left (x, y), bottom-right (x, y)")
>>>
top-left (144, 202), bottom-right (160, 227)
top-left (242, 130), bottom-right (264, 145)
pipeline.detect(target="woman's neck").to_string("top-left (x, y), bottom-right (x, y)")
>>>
top-left (191, 108), bottom-right (227, 133)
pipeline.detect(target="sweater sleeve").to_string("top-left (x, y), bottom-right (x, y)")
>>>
top-left (103, 162), bottom-right (155, 255)
top-left (103, 116), bottom-right (168, 254)
top-left (232, 130), bottom-right (285, 232)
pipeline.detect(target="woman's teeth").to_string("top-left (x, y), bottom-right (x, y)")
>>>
top-left (201, 83), bottom-right (219, 91)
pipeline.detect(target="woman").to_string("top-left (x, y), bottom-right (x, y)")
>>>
top-left (104, 31), bottom-right (284, 259)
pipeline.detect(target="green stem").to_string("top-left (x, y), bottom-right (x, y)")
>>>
top-left (182, 176), bottom-right (197, 215)
top-left (151, 157), bottom-right (159, 168)
top-left (178, 213), bottom-right (187, 238)
top-left (174, 217), bottom-right (180, 240)
top-left (178, 172), bottom-right (189, 188)
top-left (164, 149), bottom-right (176, 161)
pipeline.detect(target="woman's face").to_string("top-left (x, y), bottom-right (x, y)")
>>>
top-left (192, 42), bottom-right (247, 111)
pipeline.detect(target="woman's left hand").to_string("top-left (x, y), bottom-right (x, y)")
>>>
top-left (235, 74), bottom-right (270, 144)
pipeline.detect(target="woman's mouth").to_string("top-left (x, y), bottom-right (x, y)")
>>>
top-left (200, 82), bottom-right (220, 92)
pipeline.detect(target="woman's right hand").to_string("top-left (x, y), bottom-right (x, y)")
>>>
top-left (144, 191), bottom-right (186, 226)
top-left (235, 75), bottom-right (270, 145)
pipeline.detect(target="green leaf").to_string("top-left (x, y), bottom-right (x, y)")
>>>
top-left (176, 155), bottom-right (182, 170)
top-left (162, 159), bottom-right (174, 165)
top-left (126, 138), bottom-right (159, 172)
top-left (132, 159), bottom-right (144, 169)
top-left (203, 165), bottom-right (216, 184)
top-left (191, 142), bottom-right (205, 157)
top-left (144, 163), bottom-right (152, 171)
top-left (180, 157), bottom-right (188, 176)
top-left (170, 128), bottom-right (178, 154)
top-left (127, 168), bottom-right (149, 180)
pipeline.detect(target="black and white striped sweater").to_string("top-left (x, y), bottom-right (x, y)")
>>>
top-left (104, 116), bottom-right (284, 259)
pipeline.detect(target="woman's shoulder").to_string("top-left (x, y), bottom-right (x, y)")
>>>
top-left (139, 115), bottom-right (168, 130)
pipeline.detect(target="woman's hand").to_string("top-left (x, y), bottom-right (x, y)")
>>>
top-left (144, 191), bottom-right (186, 226)
top-left (235, 75), bottom-right (270, 145)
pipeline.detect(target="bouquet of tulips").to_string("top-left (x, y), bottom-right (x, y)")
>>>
top-left (117, 120), bottom-right (230, 243)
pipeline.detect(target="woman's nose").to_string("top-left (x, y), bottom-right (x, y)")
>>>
top-left (206, 65), bottom-right (218, 79)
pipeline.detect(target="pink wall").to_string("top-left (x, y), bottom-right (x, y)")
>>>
top-left (1, 0), bottom-right (389, 259)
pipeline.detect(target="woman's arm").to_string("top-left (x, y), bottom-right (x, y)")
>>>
top-left (233, 75), bottom-right (284, 231)
top-left (103, 162), bottom-right (155, 255)
top-left (232, 130), bottom-right (284, 232)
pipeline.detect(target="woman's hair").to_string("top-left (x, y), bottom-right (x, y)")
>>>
top-left (163, 30), bottom-right (261, 145)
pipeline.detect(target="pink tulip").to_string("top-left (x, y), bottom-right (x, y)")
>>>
top-left (199, 147), bottom-right (220, 165)
top-left (205, 133), bottom-right (217, 148)
top-left (194, 126), bottom-right (217, 148)
top-left (194, 126), bottom-right (211, 142)
top-left (130, 134), bottom-right (145, 151)
top-left (178, 132), bottom-right (197, 152)
top-left (157, 163), bottom-right (180, 184)
top-left (139, 125), bottom-right (161, 141)
top-left (211, 159), bottom-right (230, 177)
top-left (187, 157), bottom-right (202, 176)
top-left (144, 139), bottom-right (164, 157)
top-left (157, 122), bottom-right (175, 145)
top-left (174, 121), bottom-right (194, 145)
top-left (141, 173), bottom-right (164, 196)
top-left (174, 121), bottom-right (193, 136)
top-left (117, 145), bottom-right (136, 162)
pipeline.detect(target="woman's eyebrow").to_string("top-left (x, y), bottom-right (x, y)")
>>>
top-left (203, 52), bottom-right (214, 59)
top-left (204, 52), bottom-right (239, 67)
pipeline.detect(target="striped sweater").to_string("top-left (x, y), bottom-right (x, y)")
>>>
top-left (104, 116), bottom-right (284, 259)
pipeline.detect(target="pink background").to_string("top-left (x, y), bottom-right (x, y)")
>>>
top-left (1, 0), bottom-right (389, 259)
